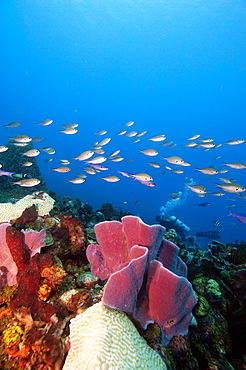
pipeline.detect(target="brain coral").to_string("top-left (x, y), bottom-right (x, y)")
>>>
top-left (0, 192), bottom-right (55, 223)
top-left (63, 302), bottom-right (167, 370)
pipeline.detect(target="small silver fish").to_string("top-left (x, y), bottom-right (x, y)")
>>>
top-left (95, 130), bottom-right (107, 135)
top-left (139, 149), bottom-right (158, 156)
top-left (100, 176), bottom-right (120, 182)
top-left (38, 119), bottom-right (53, 126)
top-left (5, 121), bottom-right (20, 129)
top-left (222, 162), bottom-right (246, 169)
top-left (124, 121), bottom-right (134, 127)
top-left (61, 123), bottom-right (79, 129)
top-left (67, 178), bottom-right (86, 184)
top-left (223, 139), bottom-right (244, 145)
top-left (59, 128), bottom-right (78, 134)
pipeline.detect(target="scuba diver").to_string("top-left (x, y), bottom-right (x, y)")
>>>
top-left (157, 214), bottom-right (190, 240)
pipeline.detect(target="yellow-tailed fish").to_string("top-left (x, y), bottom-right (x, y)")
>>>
top-left (195, 166), bottom-right (218, 175)
top-left (163, 156), bottom-right (184, 165)
top-left (13, 178), bottom-right (41, 187)
top-left (11, 135), bottom-right (32, 143)
top-left (187, 185), bottom-right (207, 194)
top-left (132, 173), bottom-right (153, 181)
top-left (76, 174), bottom-right (87, 178)
top-left (215, 183), bottom-right (245, 193)
top-left (22, 149), bottom-right (40, 157)
top-left (132, 139), bottom-right (140, 143)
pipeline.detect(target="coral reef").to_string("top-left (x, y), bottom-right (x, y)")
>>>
top-left (0, 191), bottom-right (246, 370)
top-left (63, 301), bottom-right (167, 370)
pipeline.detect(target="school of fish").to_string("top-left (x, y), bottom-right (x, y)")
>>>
top-left (1, 120), bottom-right (246, 211)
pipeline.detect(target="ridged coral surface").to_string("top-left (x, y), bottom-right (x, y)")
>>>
top-left (63, 302), bottom-right (167, 370)
top-left (0, 192), bottom-right (55, 223)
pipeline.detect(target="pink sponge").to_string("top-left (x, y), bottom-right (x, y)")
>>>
top-left (87, 215), bottom-right (197, 345)
top-left (0, 223), bottom-right (46, 286)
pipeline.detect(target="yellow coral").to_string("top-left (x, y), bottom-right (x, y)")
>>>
top-left (38, 283), bottom-right (52, 301)
top-left (3, 324), bottom-right (23, 348)
top-left (0, 192), bottom-right (55, 223)
top-left (63, 302), bottom-right (167, 370)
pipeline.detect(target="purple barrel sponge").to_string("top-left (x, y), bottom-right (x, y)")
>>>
top-left (86, 215), bottom-right (197, 345)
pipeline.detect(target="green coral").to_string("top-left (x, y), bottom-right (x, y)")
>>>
top-left (206, 279), bottom-right (222, 301)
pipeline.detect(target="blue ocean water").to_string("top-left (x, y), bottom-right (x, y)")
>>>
top-left (0, 0), bottom-right (246, 248)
